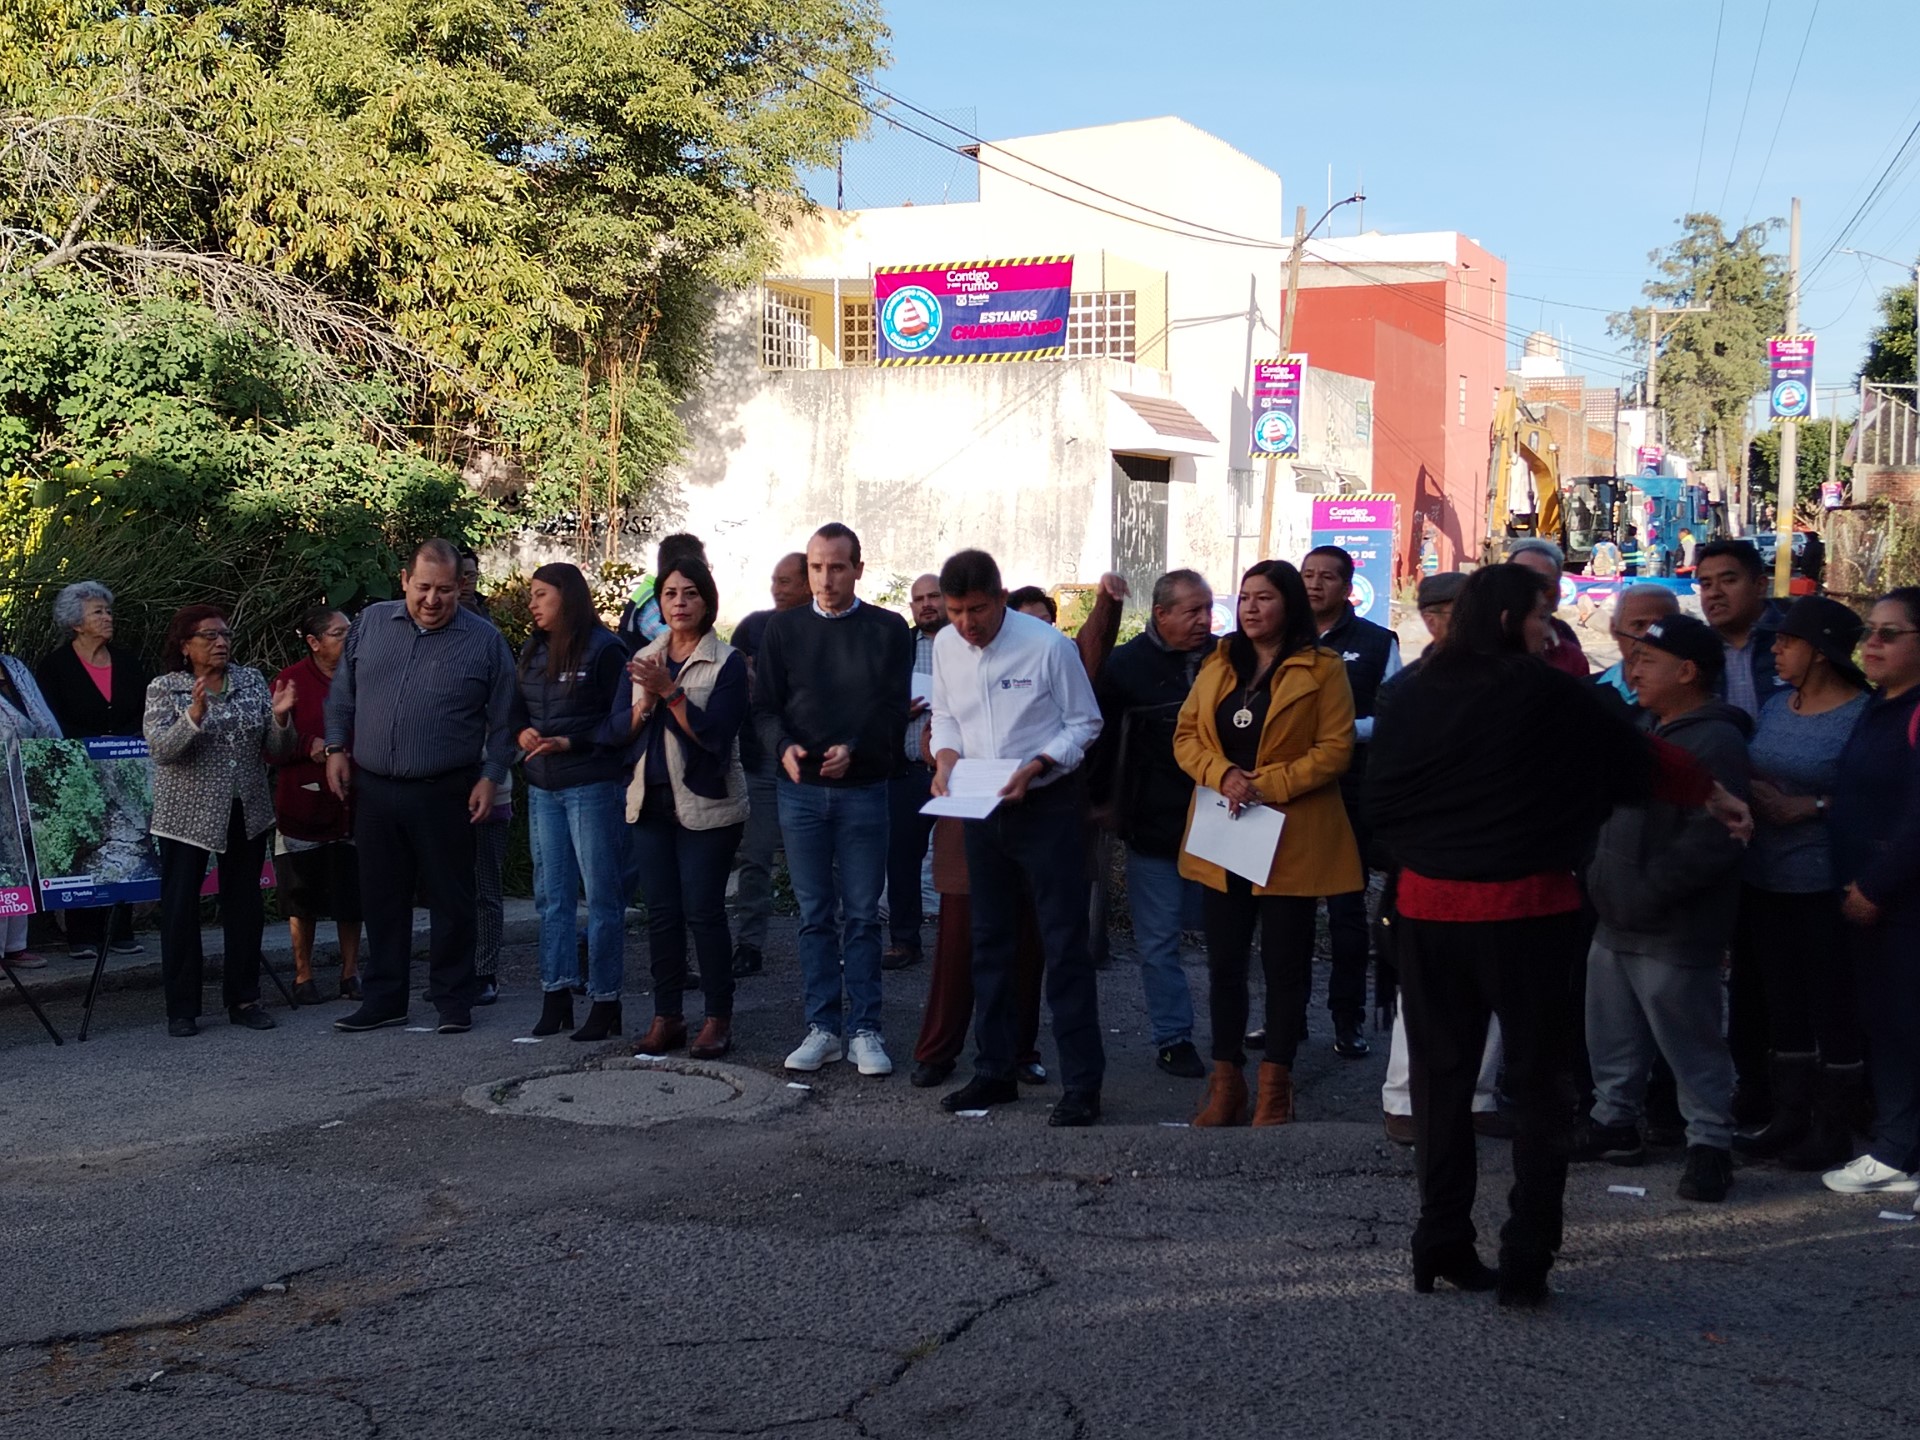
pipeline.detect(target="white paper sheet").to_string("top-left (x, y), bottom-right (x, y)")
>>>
top-left (910, 672), bottom-right (933, 703)
top-left (920, 757), bottom-right (1023, 819)
top-left (1181, 786), bottom-right (1284, 885)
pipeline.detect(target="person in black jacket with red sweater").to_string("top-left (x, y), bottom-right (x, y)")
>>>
top-left (753, 523), bottom-right (913, 1078)
top-left (1367, 564), bottom-right (1750, 1307)
top-left (37, 580), bottom-right (150, 960)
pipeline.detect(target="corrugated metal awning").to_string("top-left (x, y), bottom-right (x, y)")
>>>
top-left (1111, 392), bottom-right (1218, 444)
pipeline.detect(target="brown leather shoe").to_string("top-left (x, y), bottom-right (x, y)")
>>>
top-left (689, 1017), bottom-right (732, 1060)
top-left (634, 1015), bottom-right (687, 1055)
top-left (1193, 1061), bottom-right (1249, 1127)
top-left (1383, 1110), bottom-right (1416, 1147)
top-left (1252, 1061), bottom-right (1294, 1126)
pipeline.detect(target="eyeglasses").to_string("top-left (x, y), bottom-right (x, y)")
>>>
top-left (320, 626), bottom-right (350, 640)
top-left (189, 629), bottom-right (232, 642)
top-left (1863, 625), bottom-right (1919, 645)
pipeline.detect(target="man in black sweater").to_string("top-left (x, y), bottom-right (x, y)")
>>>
top-left (753, 523), bottom-right (913, 1078)
top-left (1301, 544), bottom-right (1401, 1059)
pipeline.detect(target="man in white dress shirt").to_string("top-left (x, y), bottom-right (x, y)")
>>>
top-left (928, 549), bottom-right (1107, 1126)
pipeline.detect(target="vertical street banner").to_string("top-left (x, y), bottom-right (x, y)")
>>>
top-left (18, 736), bottom-right (162, 910)
top-left (1310, 496), bottom-right (1398, 624)
top-left (1768, 335), bottom-right (1815, 422)
top-left (875, 257), bottom-right (1073, 365)
top-left (1636, 443), bottom-right (1665, 476)
top-left (1251, 356), bottom-right (1307, 457)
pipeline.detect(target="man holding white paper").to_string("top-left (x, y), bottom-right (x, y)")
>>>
top-left (928, 549), bottom-right (1106, 1126)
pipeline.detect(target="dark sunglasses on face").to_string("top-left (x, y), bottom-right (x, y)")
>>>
top-left (1863, 625), bottom-right (1918, 645)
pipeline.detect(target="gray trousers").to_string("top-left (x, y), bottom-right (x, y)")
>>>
top-left (730, 759), bottom-right (780, 952)
top-left (1586, 941), bottom-right (1734, 1149)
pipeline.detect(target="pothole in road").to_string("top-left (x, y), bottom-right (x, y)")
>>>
top-left (463, 1058), bottom-right (806, 1129)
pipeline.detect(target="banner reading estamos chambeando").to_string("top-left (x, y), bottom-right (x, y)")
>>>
top-left (875, 257), bottom-right (1073, 365)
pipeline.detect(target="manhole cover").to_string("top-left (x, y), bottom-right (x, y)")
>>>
top-left (464, 1059), bottom-right (805, 1129)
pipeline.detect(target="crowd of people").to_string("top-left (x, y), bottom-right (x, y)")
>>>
top-left (4, 525), bottom-right (1917, 1307)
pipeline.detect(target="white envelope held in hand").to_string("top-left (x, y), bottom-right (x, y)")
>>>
top-left (1182, 786), bottom-right (1284, 886)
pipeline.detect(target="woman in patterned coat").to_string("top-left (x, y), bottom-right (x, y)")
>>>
top-left (144, 605), bottom-right (298, 1037)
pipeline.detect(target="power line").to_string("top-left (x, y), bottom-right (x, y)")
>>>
top-left (1690, 0), bottom-right (1727, 215)
top-left (1803, 115), bottom-right (1920, 287)
top-left (1717, 0), bottom-right (1774, 217)
top-left (1743, 0), bottom-right (1821, 224)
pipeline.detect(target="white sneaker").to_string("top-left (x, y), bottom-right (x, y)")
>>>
top-left (1821, 1154), bottom-right (1920, 1194)
top-left (784, 1026), bottom-right (844, 1072)
top-left (848, 1030), bottom-right (893, 1077)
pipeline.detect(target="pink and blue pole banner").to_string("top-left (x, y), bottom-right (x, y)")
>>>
top-left (1310, 496), bottom-right (1397, 624)
top-left (1768, 335), bottom-right (1815, 422)
top-left (874, 256), bottom-right (1073, 365)
top-left (1251, 356), bottom-right (1306, 457)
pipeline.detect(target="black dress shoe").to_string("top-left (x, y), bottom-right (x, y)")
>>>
top-left (730, 944), bottom-right (764, 978)
top-left (911, 1059), bottom-right (955, 1089)
top-left (340, 975), bottom-right (362, 1001)
top-left (881, 946), bottom-right (920, 971)
top-left (335, 1007), bottom-right (409, 1033)
top-left (1333, 1017), bottom-right (1370, 1058)
top-left (292, 980), bottom-right (322, 1006)
top-left (1413, 1249), bottom-right (1498, 1294)
top-left (228, 1004), bottom-right (277, 1031)
top-left (1049, 1089), bottom-right (1101, 1127)
top-left (167, 1016), bottom-right (198, 1038)
top-left (474, 976), bottom-right (499, 1006)
top-left (1018, 1061), bottom-right (1048, 1085)
top-left (1156, 1040), bottom-right (1206, 1078)
top-left (940, 1075), bottom-right (1019, 1112)
top-left (437, 1009), bottom-right (472, 1034)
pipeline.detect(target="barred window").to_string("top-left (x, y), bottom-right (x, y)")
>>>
top-left (841, 299), bottom-right (875, 365)
top-left (762, 288), bottom-right (814, 370)
top-left (1066, 291), bottom-right (1137, 360)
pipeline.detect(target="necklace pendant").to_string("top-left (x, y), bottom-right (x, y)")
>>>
top-left (1231, 707), bottom-right (1254, 730)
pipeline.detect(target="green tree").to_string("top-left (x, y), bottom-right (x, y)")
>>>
top-left (1747, 417), bottom-right (1852, 520)
top-left (1861, 267), bottom-right (1917, 385)
top-left (1611, 213), bottom-right (1787, 493)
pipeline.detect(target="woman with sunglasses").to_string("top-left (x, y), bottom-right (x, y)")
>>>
top-left (145, 606), bottom-right (298, 1037)
top-left (1823, 589), bottom-right (1920, 1200)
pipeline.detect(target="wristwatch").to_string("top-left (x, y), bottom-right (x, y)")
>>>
top-left (323, 743), bottom-right (347, 757)
top-left (1030, 755), bottom-right (1056, 777)
top-left (664, 687), bottom-right (686, 706)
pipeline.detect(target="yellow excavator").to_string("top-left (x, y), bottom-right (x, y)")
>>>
top-left (1481, 387), bottom-right (1563, 565)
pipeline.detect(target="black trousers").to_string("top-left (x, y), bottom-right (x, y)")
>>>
top-left (1748, 886), bottom-right (1861, 1064)
top-left (157, 800), bottom-right (266, 1020)
top-left (1727, 887), bottom-right (1772, 1100)
top-left (1321, 796), bottom-right (1372, 1021)
top-left (963, 776), bottom-right (1106, 1092)
top-left (1400, 911), bottom-right (1584, 1275)
top-left (355, 769), bottom-right (479, 1018)
top-left (1858, 922), bottom-right (1920, 1173)
top-left (886, 762), bottom-right (935, 950)
top-left (1204, 881), bottom-right (1316, 1066)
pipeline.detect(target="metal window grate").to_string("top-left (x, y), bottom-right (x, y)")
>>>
top-left (762, 288), bottom-right (814, 370)
top-left (1067, 291), bottom-right (1137, 360)
top-left (841, 299), bottom-right (875, 365)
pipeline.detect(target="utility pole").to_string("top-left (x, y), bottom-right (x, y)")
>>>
top-left (1773, 197), bottom-right (1801, 598)
top-left (1257, 203), bottom-right (1310, 561)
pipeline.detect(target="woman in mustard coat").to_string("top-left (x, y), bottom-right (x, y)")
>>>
top-left (1174, 560), bottom-right (1362, 1126)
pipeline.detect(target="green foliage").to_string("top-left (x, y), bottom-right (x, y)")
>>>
top-left (0, 286), bottom-right (503, 669)
top-left (1748, 418), bottom-right (1852, 520)
top-left (1611, 213), bottom-right (1786, 475)
top-left (3, 0), bottom-right (888, 534)
top-left (483, 559), bottom-right (637, 654)
top-left (18, 740), bottom-right (104, 876)
top-left (1861, 271), bottom-right (1917, 385)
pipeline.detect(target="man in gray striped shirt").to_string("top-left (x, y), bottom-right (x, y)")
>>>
top-left (324, 538), bottom-right (516, 1035)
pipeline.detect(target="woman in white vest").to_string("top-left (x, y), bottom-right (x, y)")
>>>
top-left (615, 557), bottom-right (749, 1061)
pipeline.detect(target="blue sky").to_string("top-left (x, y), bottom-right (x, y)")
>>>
top-left (818, 0), bottom-right (1920, 405)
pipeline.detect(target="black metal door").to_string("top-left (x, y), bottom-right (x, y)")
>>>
top-left (1111, 454), bottom-right (1169, 608)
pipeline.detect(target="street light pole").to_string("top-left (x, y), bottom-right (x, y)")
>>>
top-left (1840, 247), bottom-right (1920, 391)
top-left (1256, 189), bottom-right (1364, 561)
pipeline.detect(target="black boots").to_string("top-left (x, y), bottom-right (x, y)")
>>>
top-left (571, 1000), bottom-right (623, 1043)
top-left (1779, 1062), bottom-right (1865, 1171)
top-left (531, 989), bottom-right (574, 1038)
top-left (1733, 1052), bottom-right (1814, 1159)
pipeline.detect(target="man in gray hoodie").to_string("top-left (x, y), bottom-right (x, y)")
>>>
top-left (1579, 614), bottom-right (1752, 1202)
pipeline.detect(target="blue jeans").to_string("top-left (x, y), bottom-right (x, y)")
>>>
top-left (1125, 847), bottom-right (1199, 1047)
top-left (778, 779), bottom-right (888, 1036)
top-left (528, 780), bottom-right (628, 1001)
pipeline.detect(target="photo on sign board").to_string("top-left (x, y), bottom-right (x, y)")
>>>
top-left (18, 736), bottom-right (161, 909)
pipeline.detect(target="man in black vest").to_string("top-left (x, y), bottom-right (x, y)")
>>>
top-left (1297, 544), bottom-right (1401, 1059)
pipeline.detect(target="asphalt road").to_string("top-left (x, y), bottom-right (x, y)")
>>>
top-left (2, 915), bottom-right (1915, 1440)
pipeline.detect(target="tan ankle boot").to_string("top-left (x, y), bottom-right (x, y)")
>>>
top-left (1193, 1061), bottom-right (1249, 1127)
top-left (1252, 1061), bottom-right (1294, 1126)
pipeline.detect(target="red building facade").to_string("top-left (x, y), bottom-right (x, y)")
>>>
top-left (1289, 234), bottom-right (1509, 579)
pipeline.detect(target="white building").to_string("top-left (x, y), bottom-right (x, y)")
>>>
top-left (660, 116), bottom-right (1373, 619)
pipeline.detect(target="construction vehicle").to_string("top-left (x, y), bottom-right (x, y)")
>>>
top-left (1482, 388), bottom-right (1563, 566)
